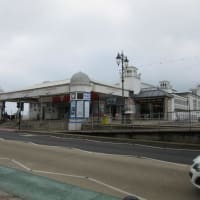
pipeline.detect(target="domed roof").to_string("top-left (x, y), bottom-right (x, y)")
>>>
top-left (70, 72), bottom-right (90, 86)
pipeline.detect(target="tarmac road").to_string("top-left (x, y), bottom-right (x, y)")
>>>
top-left (0, 130), bottom-right (199, 165)
top-left (0, 138), bottom-right (199, 200)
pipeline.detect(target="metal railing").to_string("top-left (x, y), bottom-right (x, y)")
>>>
top-left (82, 111), bottom-right (200, 131)
top-left (1, 110), bottom-right (200, 131)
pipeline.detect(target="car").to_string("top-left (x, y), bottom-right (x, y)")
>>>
top-left (189, 155), bottom-right (200, 189)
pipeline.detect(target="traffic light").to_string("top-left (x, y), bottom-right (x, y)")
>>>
top-left (17, 102), bottom-right (20, 108)
top-left (21, 102), bottom-right (24, 111)
top-left (17, 102), bottom-right (24, 111)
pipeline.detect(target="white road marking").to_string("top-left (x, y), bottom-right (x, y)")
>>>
top-left (0, 157), bottom-right (9, 160)
top-left (72, 148), bottom-right (94, 154)
top-left (50, 136), bottom-right (63, 139)
top-left (28, 142), bottom-right (39, 146)
top-left (33, 170), bottom-right (85, 179)
top-left (88, 177), bottom-right (146, 200)
top-left (85, 139), bottom-right (200, 152)
top-left (21, 134), bottom-right (35, 137)
top-left (33, 169), bottom-right (146, 199)
top-left (11, 159), bottom-right (31, 171)
top-left (134, 143), bottom-right (200, 152)
top-left (0, 136), bottom-right (194, 167)
top-left (84, 139), bottom-right (129, 145)
top-left (0, 157), bottom-right (146, 199)
top-left (141, 156), bottom-right (189, 167)
top-left (71, 148), bottom-right (190, 168)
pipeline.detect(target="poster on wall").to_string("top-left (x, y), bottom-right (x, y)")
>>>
top-left (70, 93), bottom-right (76, 100)
top-left (70, 101), bottom-right (76, 118)
top-left (83, 92), bottom-right (91, 100)
top-left (76, 101), bottom-right (84, 118)
top-left (85, 101), bottom-right (90, 118)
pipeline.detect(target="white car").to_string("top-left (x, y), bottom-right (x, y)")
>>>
top-left (189, 155), bottom-right (200, 189)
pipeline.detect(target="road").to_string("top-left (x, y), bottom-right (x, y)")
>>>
top-left (0, 130), bottom-right (199, 164)
top-left (0, 130), bottom-right (200, 200)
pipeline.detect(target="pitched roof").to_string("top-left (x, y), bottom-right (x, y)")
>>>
top-left (135, 89), bottom-right (173, 98)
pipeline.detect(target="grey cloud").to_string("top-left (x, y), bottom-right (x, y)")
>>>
top-left (0, 0), bottom-right (199, 92)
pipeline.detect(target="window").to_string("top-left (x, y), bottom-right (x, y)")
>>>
top-left (174, 98), bottom-right (187, 106)
top-left (127, 70), bottom-right (132, 76)
top-left (193, 99), bottom-right (197, 110)
top-left (77, 92), bottom-right (83, 99)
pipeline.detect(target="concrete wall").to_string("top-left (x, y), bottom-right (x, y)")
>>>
top-left (21, 120), bottom-right (68, 130)
top-left (76, 129), bottom-right (200, 145)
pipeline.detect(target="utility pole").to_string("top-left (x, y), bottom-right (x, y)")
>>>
top-left (116, 51), bottom-right (129, 124)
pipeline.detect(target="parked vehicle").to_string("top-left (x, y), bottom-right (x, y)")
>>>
top-left (189, 155), bottom-right (200, 189)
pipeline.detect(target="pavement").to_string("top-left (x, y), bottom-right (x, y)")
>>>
top-left (0, 190), bottom-right (23, 200)
top-left (0, 166), bottom-right (121, 200)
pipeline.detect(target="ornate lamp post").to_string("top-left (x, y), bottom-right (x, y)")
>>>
top-left (116, 51), bottom-right (129, 123)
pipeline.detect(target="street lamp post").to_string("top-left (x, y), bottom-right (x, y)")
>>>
top-left (116, 51), bottom-right (129, 124)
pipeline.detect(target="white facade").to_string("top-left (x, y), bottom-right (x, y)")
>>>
top-left (159, 80), bottom-right (173, 93)
top-left (0, 65), bottom-right (200, 124)
top-left (123, 66), bottom-right (141, 94)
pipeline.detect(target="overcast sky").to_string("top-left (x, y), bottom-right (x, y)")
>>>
top-left (0, 0), bottom-right (200, 93)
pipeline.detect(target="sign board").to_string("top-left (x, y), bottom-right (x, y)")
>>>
top-left (106, 97), bottom-right (117, 105)
top-left (83, 92), bottom-right (91, 100)
top-left (84, 101), bottom-right (90, 118)
top-left (70, 101), bottom-right (76, 118)
top-left (76, 101), bottom-right (84, 118)
top-left (70, 93), bottom-right (76, 100)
